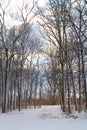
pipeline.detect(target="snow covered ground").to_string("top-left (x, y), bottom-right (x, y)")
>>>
top-left (0, 105), bottom-right (87, 130)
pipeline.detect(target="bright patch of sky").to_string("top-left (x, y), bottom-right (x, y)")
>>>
top-left (0, 0), bottom-right (48, 28)
top-left (37, 0), bottom-right (47, 7)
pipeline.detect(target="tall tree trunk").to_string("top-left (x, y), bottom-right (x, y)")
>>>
top-left (78, 56), bottom-right (82, 112)
top-left (3, 48), bottom-right (9, 113)
top-left (81, 47), bottom-right (87, 110)
top-left (61, 63), bottom-right (65, 112)
top-left (69, 63), bottom-right (77, 111)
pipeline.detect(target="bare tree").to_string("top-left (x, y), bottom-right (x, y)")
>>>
top-left (37, 0), bottom-right (87, 113)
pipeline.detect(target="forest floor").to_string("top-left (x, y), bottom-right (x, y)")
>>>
top-left (0, 105), bottom-right (87, 130)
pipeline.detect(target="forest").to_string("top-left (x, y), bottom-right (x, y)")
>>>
top-left (0, 0), bottom-right (87, 114)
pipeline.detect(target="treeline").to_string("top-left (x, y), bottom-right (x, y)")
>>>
top-left (0, 1), bottom-right (45, 113)
top-left (0, 0), bottom-right (87, 114)
top-left (0, 23), bottom-right (43, 113)
top-left (38, 0), bottom-right (87, 113)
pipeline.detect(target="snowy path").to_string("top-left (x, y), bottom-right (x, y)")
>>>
top-left (0, 106), bottom-right (87, 130)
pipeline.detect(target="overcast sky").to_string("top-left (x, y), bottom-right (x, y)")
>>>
top-left (0, 0), bottom-right (48, 27)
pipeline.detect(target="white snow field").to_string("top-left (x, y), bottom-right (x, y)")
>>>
top-left (0, 105), bottom-right (87, 130)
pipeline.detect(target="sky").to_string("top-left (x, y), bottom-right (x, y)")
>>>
top-left (0, 0), bottom-right (48, 28)
top-left (0, 0), bottom-right (47, 8)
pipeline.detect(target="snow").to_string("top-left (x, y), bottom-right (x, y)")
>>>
top-left (0, 105), bottom-right (87, 130)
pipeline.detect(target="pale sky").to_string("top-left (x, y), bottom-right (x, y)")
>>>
top-left (0, 0), bottom-right (48, 28)
top-left (0, 0), bottom-right (46, 8)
